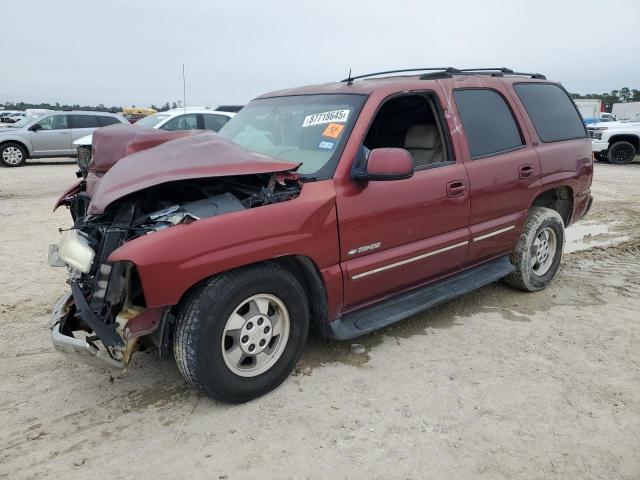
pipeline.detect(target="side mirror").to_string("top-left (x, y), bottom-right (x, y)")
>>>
top-left (353, 147), bottom-right (414, 182)
top-left (29, 124), bottom-right (42, 132)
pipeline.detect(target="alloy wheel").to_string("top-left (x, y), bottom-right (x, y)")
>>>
top-left (221, 293), bottom-right (290, 377)
top-left (612, 144), bottom-right (635, 163)
top-left (2, 147), bottom-right (23, 166)
top-left (530, 227), bottom-right (557, 276)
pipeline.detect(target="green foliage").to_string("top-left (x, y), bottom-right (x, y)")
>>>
top-left (570, 87), bottom-right (640, 111)
top-left (1, 100), bottom-right (181, 113)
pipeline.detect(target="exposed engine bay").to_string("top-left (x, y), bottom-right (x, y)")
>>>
top-left (49, 173), bottom-right (301, 373)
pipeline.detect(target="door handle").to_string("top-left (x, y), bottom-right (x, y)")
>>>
top-left (59, 131), bottom-right (71, 135)
top-left (519, 164), bottom-right (534, 179)
top-left (446, 180), bottom-right (466, 197)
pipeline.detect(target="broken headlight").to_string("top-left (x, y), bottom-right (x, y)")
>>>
top-left (49, 229), bottom-right (96, 273)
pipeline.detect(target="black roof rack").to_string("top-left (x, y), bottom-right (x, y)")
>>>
top-left (341, 68), bottom-right (454, 83)
top-left (342, 67), bottom-right (546, 83)
top-left (419, 68), bottom-right (546, 80)
top-left (456, 68), bottom-right (546, 79)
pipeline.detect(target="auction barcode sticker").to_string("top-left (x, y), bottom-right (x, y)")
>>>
top-left (302, 109), bottom-right (350, 128)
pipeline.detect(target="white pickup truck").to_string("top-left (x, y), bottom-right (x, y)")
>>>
top-left (587, 113), bottom-right (640, 164)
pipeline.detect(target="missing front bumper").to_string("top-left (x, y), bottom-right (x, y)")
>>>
top-left (51, 322), bottom-right (124, 373)
top-left (49, 291), bottom-right (125, 375)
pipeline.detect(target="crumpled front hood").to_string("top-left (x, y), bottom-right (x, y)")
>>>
top-left (90, 124), bottom-right (202, 173)
top-left (87, 129), bottom-right (300, 215)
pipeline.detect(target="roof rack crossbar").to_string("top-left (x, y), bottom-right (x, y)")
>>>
top-left (457, 68), bottom-right (546, 79)
top-left (341, 67), bottom-right (457, 82)
top-left (458, 68), bottom-right (515, 73)
top-left (342, 67), bottom-right (546, 83)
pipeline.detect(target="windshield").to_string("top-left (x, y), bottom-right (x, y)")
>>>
top-left (9, 113), bottom-right (45, 128)
top-left (135, 113), bottom-right (170, 128)
top-left (218, 94), bottom-right (367, 178)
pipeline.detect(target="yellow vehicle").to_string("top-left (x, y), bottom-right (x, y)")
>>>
top-left (120, 108), bottom-right (157, 123)
top-left (121, 107), bottom-right (156, 116)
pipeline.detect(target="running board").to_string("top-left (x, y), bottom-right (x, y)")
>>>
top-left (321, 256), bottom-right (515, 341)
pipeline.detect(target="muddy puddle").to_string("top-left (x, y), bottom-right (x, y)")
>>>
top-left (564, 220), bottom-right (629, 253)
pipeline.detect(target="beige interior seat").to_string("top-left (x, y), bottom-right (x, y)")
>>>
top-left (404, 124), bottom-right (443, 166)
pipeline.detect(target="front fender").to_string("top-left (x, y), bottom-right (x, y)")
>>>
top-left (53, 180), bottom-right (84, 211)
top-left (108, 181), bottom-right (340, 308)
top-left (607, 132), bottom-right (640, 145)
top-left (0, 136), bottom-right (32, 156)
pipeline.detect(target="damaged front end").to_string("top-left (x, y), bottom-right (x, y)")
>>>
top-left (50, 171), bottom-right (301, 375)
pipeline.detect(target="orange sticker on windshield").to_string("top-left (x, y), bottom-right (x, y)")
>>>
top-left (322, 123), bottom-right (345, 139)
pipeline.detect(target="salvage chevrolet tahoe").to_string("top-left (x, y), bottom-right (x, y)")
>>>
top-left (49, 68), bottom-right (593, 402)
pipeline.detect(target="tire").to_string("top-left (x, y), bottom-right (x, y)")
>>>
top-left (504, 207), bottom-right (565, 292)
top-left (607, 141), bottom-right (636, 165)
top-left (0, 142), bottom-right (27, 167)
top-left (173, 262), bottom-right (309, 403)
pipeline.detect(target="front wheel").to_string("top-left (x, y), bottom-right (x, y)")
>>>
top-left (504, 207), bottom-right (565, 292)
top-left (0, 142), bottom-right (27, 167)
top-left (607, 141), bottom-right (636, 165)
top-left (173, 263), bottom-right (309, 403)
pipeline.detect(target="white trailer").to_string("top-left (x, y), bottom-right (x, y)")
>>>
top-left (574, 99), bottom-right (602, 119)
top-left (612, 102), bottom-right (640, 120)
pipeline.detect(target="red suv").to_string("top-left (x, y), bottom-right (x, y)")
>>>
top-left (49, 68), bottom-right (593, 402)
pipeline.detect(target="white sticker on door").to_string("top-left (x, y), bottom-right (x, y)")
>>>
top-left (302, 109), bottom-right (350, 128)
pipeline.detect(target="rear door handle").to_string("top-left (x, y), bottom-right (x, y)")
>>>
top-left (519, 164), bottom-right (534, 179)
top-left (446, 180), bottom-right (466, 197)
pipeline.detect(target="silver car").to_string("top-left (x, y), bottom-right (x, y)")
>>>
top-left (0, 111), bottom-right (127, 167)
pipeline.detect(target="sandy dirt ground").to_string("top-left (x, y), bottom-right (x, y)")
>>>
top-left (1, 158), bottom-right (639, 479)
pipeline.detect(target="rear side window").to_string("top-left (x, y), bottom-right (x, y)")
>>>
top-left (97, 116), bottom-right (120, 127)
top-left (514, 83), bottom-right (587, 142)
top-left (71, 115), bottom-right (99, 128)
top-left (453, 89), bottom-right (523, 158)
top-left (202, 114), bottom-right (229, 132)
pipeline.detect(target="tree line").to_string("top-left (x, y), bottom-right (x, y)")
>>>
top-left (1, 100), bottom-right (185, 113)
top-left (4, 87), bottom-right (640, 114)
top-left (569, 87), bottom-right (640, 111)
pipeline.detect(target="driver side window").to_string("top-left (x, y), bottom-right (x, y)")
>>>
top-left (363, 94), bottom-right (451, 169)
top-left (161, 114), bottom-right (198, 131)
top-left (37, 115), bottom-right (68, 130)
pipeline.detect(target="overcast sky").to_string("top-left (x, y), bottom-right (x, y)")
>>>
top-left (2, 0), bottom-right (639, 107)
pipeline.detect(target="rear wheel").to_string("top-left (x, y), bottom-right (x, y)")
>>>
top-left (504, 207), bottom-right (565, 292)
top-left (173, 263), bottom-right (309, 403)
top-left (607, 141), bottom-right (636, 165)
top-left (0, 142), bottom-right (27, 167)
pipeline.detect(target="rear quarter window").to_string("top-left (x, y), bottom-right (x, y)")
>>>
top-left (514, 83), bottom-right (587, 143)
top-left (453, 89), bottom-right (524, 159)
